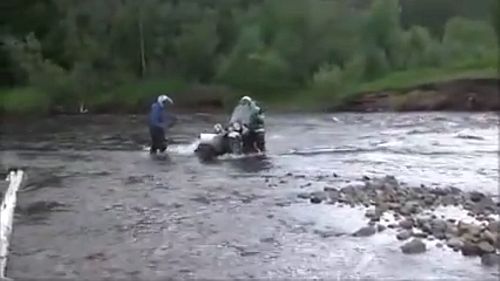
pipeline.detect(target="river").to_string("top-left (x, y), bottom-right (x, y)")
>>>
top-left (0, 112), bottom-right (498, 279)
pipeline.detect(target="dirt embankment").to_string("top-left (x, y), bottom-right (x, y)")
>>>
top-left (339, 78), bottom-right (500, 112)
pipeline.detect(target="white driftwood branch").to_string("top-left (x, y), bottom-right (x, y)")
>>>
top-left (0, 170), bottom-right (24, 280)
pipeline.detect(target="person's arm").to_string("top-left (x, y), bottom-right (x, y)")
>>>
top-left (165, 111), bottom-right (177, 128)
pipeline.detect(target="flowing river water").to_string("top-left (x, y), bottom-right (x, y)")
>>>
top-left (0, 112), bottom-right (498, 280)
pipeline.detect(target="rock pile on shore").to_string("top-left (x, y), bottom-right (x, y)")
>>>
top-left (297, 175), bottom-right (500, 266)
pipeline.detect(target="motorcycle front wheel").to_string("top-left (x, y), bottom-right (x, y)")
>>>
top-left (228, 137), bottom-right (243, 155)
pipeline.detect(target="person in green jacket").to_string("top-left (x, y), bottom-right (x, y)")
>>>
top-left (229, 96), bottom-right (266, 152)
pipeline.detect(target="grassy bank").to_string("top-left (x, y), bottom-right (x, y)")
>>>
top-left (272, 61), bottom-right (498, 111)
top-left (0, 63), bottom-right (497, 116)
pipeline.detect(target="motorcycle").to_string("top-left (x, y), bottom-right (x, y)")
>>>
top-left (194, 121), bottom-right (265, 161)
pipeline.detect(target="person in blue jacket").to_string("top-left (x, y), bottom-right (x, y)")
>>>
top-left (149, 95), bottom-right (174, 155)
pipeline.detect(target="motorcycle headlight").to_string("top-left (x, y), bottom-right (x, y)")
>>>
top-left (214, 123), bottom-right (223, 133)
top-left (233, 122), bottom-right (241, 131)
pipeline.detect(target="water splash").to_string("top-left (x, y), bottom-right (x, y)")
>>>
top-left (167, 140), bottom-right (200, 155)
top-left (141, 140), bottom-right (200, 156)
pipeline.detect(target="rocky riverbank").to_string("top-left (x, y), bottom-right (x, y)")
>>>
top-left (338, 78), bottom-right (500, 112)
top-left (296, 175), bottom-right (500, 266)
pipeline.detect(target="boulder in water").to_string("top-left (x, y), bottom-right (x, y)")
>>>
top-left (297, 192), bottom-right (310, 199)
top-left (446, 238), bottom-right (463, 250)
top-left (399, 219), bottom-right (414, 230)
top-left (481, 253), bottom-right (500, 267)
top-left (477, 241), bottom-right (496, 254)
top-left (352, 226), bottom-right (376, 237)
top-left (481, 230), bottom-right (497, 245)
top-left (460, 241), bottom-right (481, 256)
top-left (377, 224), bottom-right (387, 232)
top-left (401, 239), bottom-right (426, 254)
top-left (396, 230), bottom-right (412, 241)
top-left (468, 191), bottom-right (485, 203)
top-left (310, 191), bottom-right (328, 204)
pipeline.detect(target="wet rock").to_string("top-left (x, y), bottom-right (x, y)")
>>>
top-left (413, 231), bottom-right (428, 239)
top-left (365, 208), bottom-right (377, 219)
top-left (423, 195), bottom-right (436, 206)
top-left (458, 222), bottom-right (481, 236)
top-left (240, 250), bottom-right (260, 257)
top-left (481, 253), bottom-right (500, 267)
top-left (469, 191), bottom-right (485, 203)
top-left (416, 215), bottom-right (432, 227)
top-left (190, 196), bottom-right (211, 205)
top-left (17, 201), bottom-right (67, 215)
top-left (481, 230), bottom-right (497, 245)
top-left (388, 202), bottom-right (401, 211)
top-left (434, 232), bottom-right (447, 240)
top-left (487, 221), bottom-right (500, 233)
top-left (388, 224), bottom-right (398, 229)
top-left (436, 243), bottom-right (443, 248)
top-left (396, 230), bottom-right (412, 241)
top-left (429, 188), bottom-right (449, 196)
top-left (297, 192), bottom-right (311, 199)
top-left (401, 239), bottom-right (426, 254)
top-left (421, 222), bottom-right (433, 234)
top-left (446, 238), bottom-right (463, 250)
top-left (478, 241), bottom-right (496, 254)
top-left (446, 225), bottom-right (459, 236)
top-left (377, 224), bottom-right (386, 232)
top-left (440, 195), bottom-right (458, 206)
top-left (124, 176), bottom-right (144, 185)
top-left (310, 191), bottom-right (328, 204)
top-left (400, 200), bottom-right (420, 215)
top-left (461, 242), bottom-right (481, 256)
top-left (461, 232), bottom-right (480, 244)
top-left (259, 237), bottom-right (275, 243)
top-left (352, 226), bottom-right (376, 237)
top-left (314, 229), bottom-right (342, 238)
top-left (430, 219), bottom-right (448, 236)
top-left (399, 219), bottom-right (414, 230)
top-left (324, 187), bottom-right (340, 203)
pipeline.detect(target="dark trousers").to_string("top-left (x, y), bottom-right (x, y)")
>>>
top-left (149, 126), bottom-right (167, 154)
top-left (243, 130), bottom-right (266, 153)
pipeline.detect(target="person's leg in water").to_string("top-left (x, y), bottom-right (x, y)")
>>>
top-left (149, 126), bottom-right (167, 154)
top-left (256, 131), bottom-right (266, 152)
top-left (149, 126), bottom-right (158, 154)
top-left (158, 129), bottom-right (167, 153)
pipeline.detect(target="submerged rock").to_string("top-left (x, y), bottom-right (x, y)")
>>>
top-left (396, 230), bottom-right (412, 241)
top-left (458, 221), bottom-right (481, 236)
top-left (401, 239), bottom-right (426, 254)
top-left (297, 192), bottom-right (310, 199)
top-left (487, 221), bottom-right (500, 233)
top-left (460, 242), bottom-right (481, 256)
top-left (314, 229), bottom-right (342, 238)
top-left (399, 219), bottom-right (414, 230)
top-left (352, 226), bottom-right (376, 237)
top-left (446, 238), bottom-right (463, 250)
top-left (377, 224), bottom-right (387, 232)
top-left (468, 191), bottom-right (485, 203)
top-left (481, 253), bottom-right (500, 267)
top-left (310, 191), bottom-right (328, 204)
top-left (430, 219), bottom-right (448, 234)
top-left (477, 241), bottom-right (496, 254)
top-left (481, 230), bottom-right (497, 245)
top-left (365, 208), bottom-right (377, 218)
top-left (413, 231), bottom-right (428, 239)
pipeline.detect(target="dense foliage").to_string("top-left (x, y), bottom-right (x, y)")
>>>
top-left (0, 0), bottom-right (498, 114)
